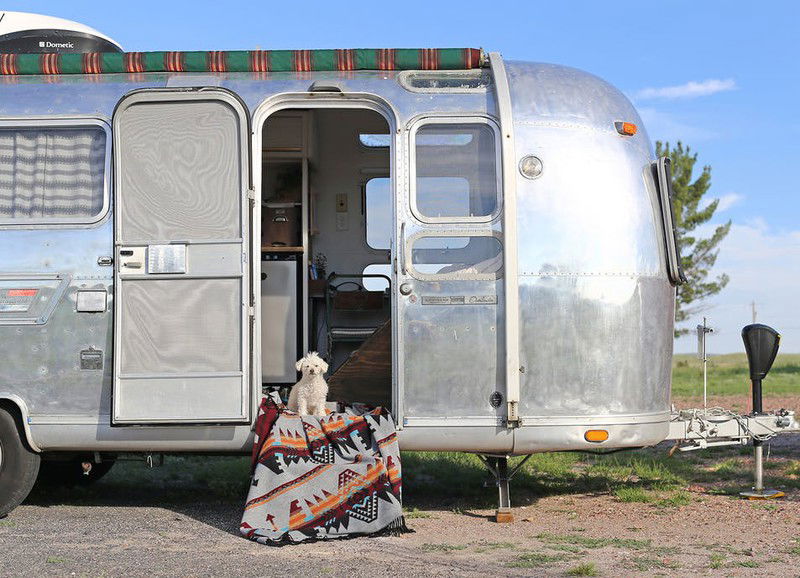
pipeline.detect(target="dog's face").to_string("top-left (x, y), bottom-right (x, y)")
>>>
top-left (296, 352), bottom-right (328, 376)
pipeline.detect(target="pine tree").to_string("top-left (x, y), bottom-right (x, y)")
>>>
top-left (656, 141), bottom-right (731, 336)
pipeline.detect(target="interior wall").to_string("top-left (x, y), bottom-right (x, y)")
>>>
top-left (310, 109), bottom-right (390, 278)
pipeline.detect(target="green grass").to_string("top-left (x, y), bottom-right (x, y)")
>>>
top-left (403, 507), bottom-right (432, 519)
top-left (672, 353), bottom-right (800, 398)
top-left (506, 552), bottom-right (570, 568)
top-left (546, 543), bottom-right (585, 553)
top-left (731, 560), bottom-right (760, 568)
top-left (613, 486), bottom-right (654, 503)
top-left (655, 490), bottom-right (692, 508)
top-left (536, 532), bottom-right (658, 552)
top-left (566, 562), bottom-right (599, 576)
top-left (46, 557), bottom-right (66, 564)
top-left (709, 553), bottom-right (726, 569)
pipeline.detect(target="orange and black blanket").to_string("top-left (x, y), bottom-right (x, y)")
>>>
top-left (240, 393), bottom-right (405, 544)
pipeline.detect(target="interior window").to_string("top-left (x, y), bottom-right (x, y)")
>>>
top-left (365, 177), bottom-right (391, 250)
top-left (359, 133), bottom-right (391, 148)
top-left (411, 235), bottom-right (502, 277)
top-left (362, 263), bottom-right (391, 291)
top-left (0, 126), bottom-right (107, 221)
top-left (414, 122), bottom-right (498, 219)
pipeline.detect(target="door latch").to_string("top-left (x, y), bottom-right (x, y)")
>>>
top-left (97, 256), bottom-right (113, 267)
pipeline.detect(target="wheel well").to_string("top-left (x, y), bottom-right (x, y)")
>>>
top-left (0, 398), bottom-right (39, 453)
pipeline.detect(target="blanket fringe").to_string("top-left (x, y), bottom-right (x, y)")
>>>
top-left (378, 515), bottom-right (413, 537)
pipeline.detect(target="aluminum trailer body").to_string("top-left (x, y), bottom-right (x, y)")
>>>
top-left (0, 58), bottom-right (676, 461)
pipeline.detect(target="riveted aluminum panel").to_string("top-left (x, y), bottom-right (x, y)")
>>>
top-left (517, 276), bottom-right (672, 416)
top-left (401, 278), bottom-right (504, 418)
top-left (505, 61), bottom-right (674, 419)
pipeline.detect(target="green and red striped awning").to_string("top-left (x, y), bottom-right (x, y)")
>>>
top-left (0, 48), bottom-right (484, 75)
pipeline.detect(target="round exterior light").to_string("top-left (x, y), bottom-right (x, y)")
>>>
top-left (519, 155), bottom-right (543, 179)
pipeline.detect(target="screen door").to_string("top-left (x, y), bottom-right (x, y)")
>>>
top-left (112, 89), bottom-right (251, 424)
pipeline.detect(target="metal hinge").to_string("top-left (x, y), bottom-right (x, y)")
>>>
top-left (248, 305), bottom-right (255, 317)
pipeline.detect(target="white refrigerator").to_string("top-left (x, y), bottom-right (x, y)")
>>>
top-left (261, 260), bottom-right (298, 383)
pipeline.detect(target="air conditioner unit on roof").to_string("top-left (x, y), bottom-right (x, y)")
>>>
top-left (0, 11), bottom-right (122, 53)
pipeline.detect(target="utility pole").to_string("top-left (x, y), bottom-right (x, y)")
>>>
top-left (751, 301), bottom-right (757, 324)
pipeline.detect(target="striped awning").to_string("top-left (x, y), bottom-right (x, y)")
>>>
top-left (0, 48), bottom-right (484, 75)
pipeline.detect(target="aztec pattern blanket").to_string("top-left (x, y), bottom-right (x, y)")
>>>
top-left (240, 393), bottom-right (404, 544)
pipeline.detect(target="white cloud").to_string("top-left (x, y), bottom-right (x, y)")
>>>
top-left (701, 192), bottom-right (744, 212)
top-left (716, 193), bottom-right (744, 212)
top-left (637, 106), bottom-right (718, 143)
top-left (674, 219), bottom-right (800, 353)
top-left (636, 78), bottom-right (737, 100)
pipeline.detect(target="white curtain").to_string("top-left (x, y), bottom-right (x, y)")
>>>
top-left (0, 127), bottom-right (105, 219)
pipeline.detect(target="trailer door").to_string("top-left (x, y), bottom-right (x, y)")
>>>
top-left (112, 89), bottom-right (252, 425)
top-left (396, 116), bottom-right (506, 425)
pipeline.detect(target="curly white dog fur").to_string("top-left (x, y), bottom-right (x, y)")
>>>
top-left (287, 352), bottom-right (329, 417)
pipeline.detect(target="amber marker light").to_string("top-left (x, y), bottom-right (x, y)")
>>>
top-left (584, 429), bottom-right (609, 443)
top-left (614, 121), bottom-right (637, 136)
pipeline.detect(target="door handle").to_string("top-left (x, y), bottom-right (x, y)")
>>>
top-left (118, 247), bottom-right (147, 274)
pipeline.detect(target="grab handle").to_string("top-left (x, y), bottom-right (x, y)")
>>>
top-left (399, 222), bottom-right (407, 275)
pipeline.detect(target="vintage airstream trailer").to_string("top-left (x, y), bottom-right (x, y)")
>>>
top-left (1, 16), bottom-right (769, 519)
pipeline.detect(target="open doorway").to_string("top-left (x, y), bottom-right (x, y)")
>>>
top-left (259, 107), bottom-right (393, 409)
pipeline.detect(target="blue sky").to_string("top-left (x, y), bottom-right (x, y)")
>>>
top-left (6, 0), bottom-right (798, 352)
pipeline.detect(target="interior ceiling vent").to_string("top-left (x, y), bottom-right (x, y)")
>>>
top-left (0, 11), bottom-right (123, 53)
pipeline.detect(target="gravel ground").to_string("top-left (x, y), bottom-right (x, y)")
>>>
top-left (2, 394), bottom-right (799, 577)
top-left (3, 486), bottom-right (799, 577)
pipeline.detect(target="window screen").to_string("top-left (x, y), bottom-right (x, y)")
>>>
top-left (365, 177), bottom-right (391, 249)
top-left (414, 122), bottom-right (498, 219)
top-left (0, 126), bottom-right (107, 221)
top-left (411, 235), bottom-right (502, 277)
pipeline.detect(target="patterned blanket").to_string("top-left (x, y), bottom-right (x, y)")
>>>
top-left (240, 393), bottom-right (405, 544)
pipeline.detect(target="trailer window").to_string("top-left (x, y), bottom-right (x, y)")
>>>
top-left (0, 124), bottom-right (108, 223)
top-left (398, 70), bottom-right (492, 93)
top-left (412, 121), bottom-right (500, 221)
top-left (409, 235), bottom-right (502, 279)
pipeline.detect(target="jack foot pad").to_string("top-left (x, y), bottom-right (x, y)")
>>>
top-left (495, 508), bottom-right (514, 523)
top-left (740, 489), bottom-right (785, 500)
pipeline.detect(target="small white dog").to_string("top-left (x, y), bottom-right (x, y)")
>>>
top-left (287, 352), bottom-right (329, 417)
